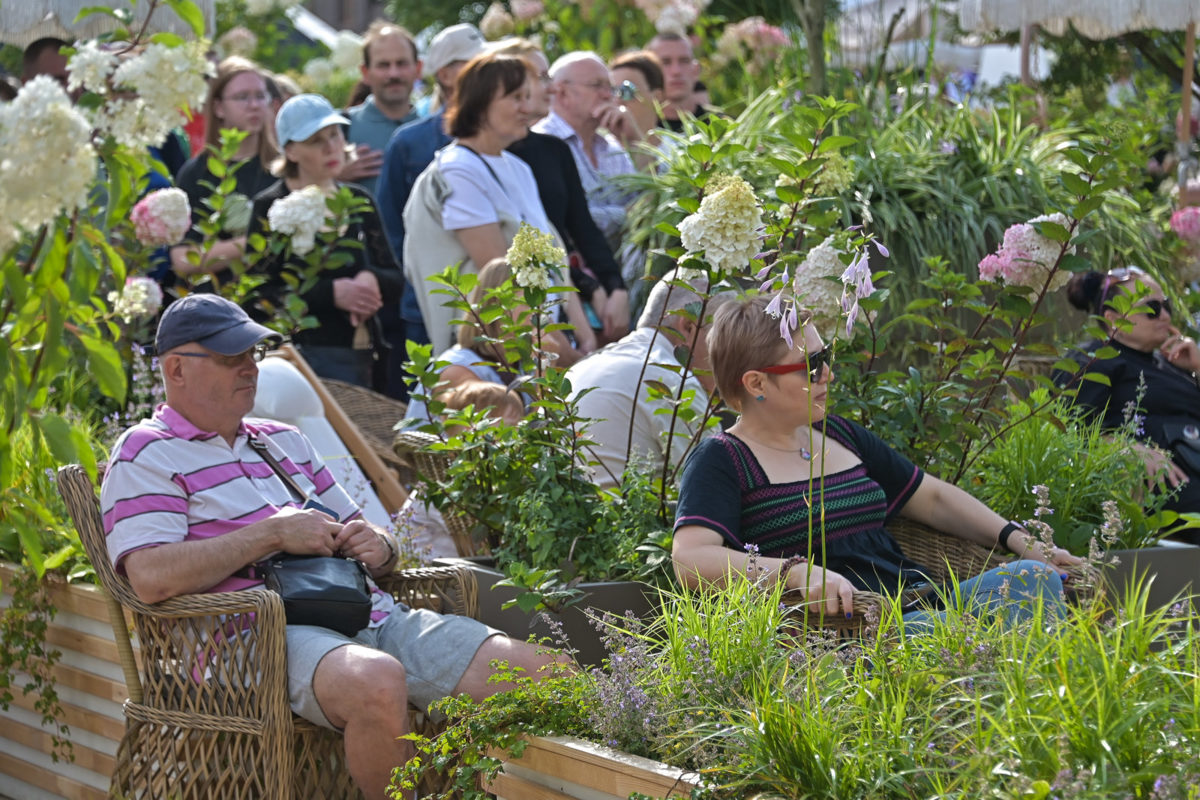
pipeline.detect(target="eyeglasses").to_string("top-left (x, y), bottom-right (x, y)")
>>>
top-left (223, 91), bottom-right (270, 105)
top-left (173, 343), bottom-right (270, 367)
top-left (616, 80), bottom-right (639, 102)
top-left (753, 345), bottom-right (833, 381)
top-left (1098, 265), bottom-right (1148, 312)
top-left (562, 78), bottom-right (616, 95)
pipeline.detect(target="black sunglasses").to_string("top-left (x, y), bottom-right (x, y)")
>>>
top-left (754, 345), bottom-right (833, 381)
top-left (1142, 298), bottom-right (1172, 319)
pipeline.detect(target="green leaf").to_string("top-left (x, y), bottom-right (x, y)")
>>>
top-left (80, 335), bottom-right (127, 402)
top-left (149, 32), bottom-right (185, 47)
top-left (74, 5), bottom-right (131, 24)
top-left (686, 143), bottom-right (712, 162)
top-left (163, 0), bottom-right (206, 38)
top-left (817, 135), bottom-right (856, 154)
top-left (35, 413), bottom-right (78, 464)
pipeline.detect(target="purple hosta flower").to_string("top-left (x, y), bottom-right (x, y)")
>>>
top-left (764, 291), bottom-right (784, 319)
top-left (873, 239), bottom-right (889, 258)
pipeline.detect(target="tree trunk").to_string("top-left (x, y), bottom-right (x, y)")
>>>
top-left (791, 0), bottom-right (827, 95)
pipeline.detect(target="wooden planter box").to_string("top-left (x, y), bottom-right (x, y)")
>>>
top-left (0, 564), bottom-right (123, 800)
top-left (433, 557), bottom-right (657, 667)
top-left (485, 735), bottom-right (701, 800)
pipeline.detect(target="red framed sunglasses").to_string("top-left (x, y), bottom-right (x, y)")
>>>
top-left (753, 345), bottom-right (833, 381)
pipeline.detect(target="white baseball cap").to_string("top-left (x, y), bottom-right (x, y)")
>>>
top-left (423, 24), bottom-right (485, 78)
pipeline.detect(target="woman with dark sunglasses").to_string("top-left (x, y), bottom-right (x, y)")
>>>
top-left (1062, 268), bottom-right (1200, 522)
top-left (672, 294), bottom-right (1078, 627)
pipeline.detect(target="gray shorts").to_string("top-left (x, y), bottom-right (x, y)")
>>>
top-left (286, 606), bottom-right (499, 730)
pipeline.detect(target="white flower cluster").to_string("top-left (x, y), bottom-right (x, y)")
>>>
top-left (634, 0), bottom-right (709, 34)
top-left (330, 31), bottom-right (363, 72)
top-left (677, 174), bottom-right (763, 275)
top-left (268, 185), bottom-right (329, 255)
top-left (0, 77), bottom-right (96, 254)
top-left (506, 223), bottom-right (566, 290)
top-left (96, 42), bottom-right (212, 149)
top-left (107, 276), bottom-right (164, 324)
top-left (67, 41), bottom-right (118, 95)
top-left (480, 3), bottom-right (516, 39)
top-left (792, 236), bottom-right (848, 335)
top-left (303, 58), bottom-right (336, 87)
top-left (131, 188), bottom-right (191, 247)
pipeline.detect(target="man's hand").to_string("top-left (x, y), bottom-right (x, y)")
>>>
top-left (333, 520), bottom-right (394, 573)
top-left (334, 271), bottom-right (383, 326)
top-left (593, 101), bottom-right (643, 148)
top-left (1161, 326), bottom-right (1200, 372)
top-left (596, 288), bottom-right (630, 340)
top-left (338, 143), bottom-right (384, 183)
top-left (274, 505), bottom-right (344, 556)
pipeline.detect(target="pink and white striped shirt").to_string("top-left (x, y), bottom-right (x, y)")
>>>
top-left (101, 404), bottom-right (395, 622)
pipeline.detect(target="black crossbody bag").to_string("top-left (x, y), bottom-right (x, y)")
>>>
top-left (248, 436), bottom-right (372, 637)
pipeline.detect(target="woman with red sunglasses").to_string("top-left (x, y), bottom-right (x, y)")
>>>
top-left (671, 294), bottom-right (1078, 627)
top-left (1063, 268), bottom-right (1200, 522)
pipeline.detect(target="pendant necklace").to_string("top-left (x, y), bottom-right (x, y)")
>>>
top-left (737, 430), bottom-right (814, 461)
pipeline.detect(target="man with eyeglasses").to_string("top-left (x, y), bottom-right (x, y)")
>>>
top-left (100, 293), bottom-right (559, 798)
top-left (535, 52), bottom-right (645, 314)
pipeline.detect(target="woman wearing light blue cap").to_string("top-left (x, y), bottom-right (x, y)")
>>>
top-left (247, 93), bottom-right (402, 389)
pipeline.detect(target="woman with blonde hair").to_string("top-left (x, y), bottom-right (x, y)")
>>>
top-left (171, 56), bottom-right (279, 284)
top-left (672, 294), bottom-right (1079, 626)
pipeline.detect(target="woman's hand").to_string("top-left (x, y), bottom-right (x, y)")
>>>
top-left (1161, 326), bottom-right (1200, 372)
top-left (334, 271), bottom-right (383, 326)
top-left (1134, 441), bottom-right (1189, 488)
top-left (785, 562), bottom-right (856, 617)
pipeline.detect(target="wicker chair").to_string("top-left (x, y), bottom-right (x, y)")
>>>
top-left (784, 517), bottom-right (1097, 636)
top-left (319, 377), bottom-right (413, 486)
top-left (57, 464), bottom-right (479, 799)
top-left (392, 429), bottom-right (488, 557)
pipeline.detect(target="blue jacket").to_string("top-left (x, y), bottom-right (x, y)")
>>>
top-left (376, 110), bottom-right (451, 265)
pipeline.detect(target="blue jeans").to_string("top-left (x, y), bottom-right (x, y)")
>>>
top-left (902, 559), bottom-right (1067, 630)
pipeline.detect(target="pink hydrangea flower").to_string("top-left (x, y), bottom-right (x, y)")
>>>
top-left (131, 188), bottom-right (190, 247)
top-left (1170, 206), bottom-right (1200, 242)
top-left (977, 213), bottom-right (1072, 292)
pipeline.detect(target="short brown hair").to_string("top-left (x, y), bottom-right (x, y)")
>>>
top-left (362, 20), bottom-right (419, 67)
top-left (707, 294), bottom-right (811, 410)
top-left (207, 57), bottom-right (280, 166)
top-left (443, 380), bottom-right (523, 419)
top-left (610, 50), bottom-right (664, 93)
top-left (445, 53), bottom-right (532, 139)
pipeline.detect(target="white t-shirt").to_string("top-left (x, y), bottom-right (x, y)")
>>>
top-left (438, 144), bottom-right (555, 235)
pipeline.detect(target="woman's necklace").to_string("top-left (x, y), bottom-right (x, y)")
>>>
top-left (734, 429), bottom-right (815, 461)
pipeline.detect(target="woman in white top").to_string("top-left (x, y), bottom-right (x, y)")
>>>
top-left (404, 51), bottom-right (594, 357)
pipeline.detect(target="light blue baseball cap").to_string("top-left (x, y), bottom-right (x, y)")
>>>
top-left (275, 93), bottom-right (349, 146)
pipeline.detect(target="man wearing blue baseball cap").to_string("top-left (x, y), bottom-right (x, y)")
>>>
top-left (101, 294), bottom-right (560, 798)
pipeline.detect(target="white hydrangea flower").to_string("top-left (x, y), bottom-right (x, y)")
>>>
top-left (107, 276), bottom-right (164, 323)
top-left (244, 0), bottom-right (278, 14)
top-left (677, 174), bottom-right (763, 276)
top-left (131, 188), bottom-right (191, 247)
top-left (303, 57), bottom-right (335, 87)
top-left (268, 185), bottom-right (329, 256)
top-left (67, 41), bottom-right (118, 95)
top-left (330, 31), bottom-right (363, 73)
top-left (792, 236), bottom-right (847, 336)
top-left (100, 42), bottom-right (211, 148)
top-left (0, 76), bottom-right (97, 253)
top-left (479, 3), bottom-right (516, 39)
top-left (506, 223), bottom-right (565, 290)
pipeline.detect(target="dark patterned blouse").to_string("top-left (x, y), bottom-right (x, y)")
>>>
top-left (674, 415), bottom-right (935, 594)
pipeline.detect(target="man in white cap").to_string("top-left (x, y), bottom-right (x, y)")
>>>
top-left (375, 23), bottom-right (485, 397)
top-left (101, 294), bottom-right (559, 799)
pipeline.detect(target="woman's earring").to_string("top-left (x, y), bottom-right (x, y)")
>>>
top-left (755, 394), bottom-right (765, 402)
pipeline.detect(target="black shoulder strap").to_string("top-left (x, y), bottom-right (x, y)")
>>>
top-left (248, 435), bottom-right (308, 503)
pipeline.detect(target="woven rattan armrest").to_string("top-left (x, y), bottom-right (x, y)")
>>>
top-left (378, 564), bottom-right (479, 620)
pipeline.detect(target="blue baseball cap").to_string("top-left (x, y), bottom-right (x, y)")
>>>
top-left (275, 93), bottom-right (349, 147)
top-left (156, 294), bottom-right (279, 356)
